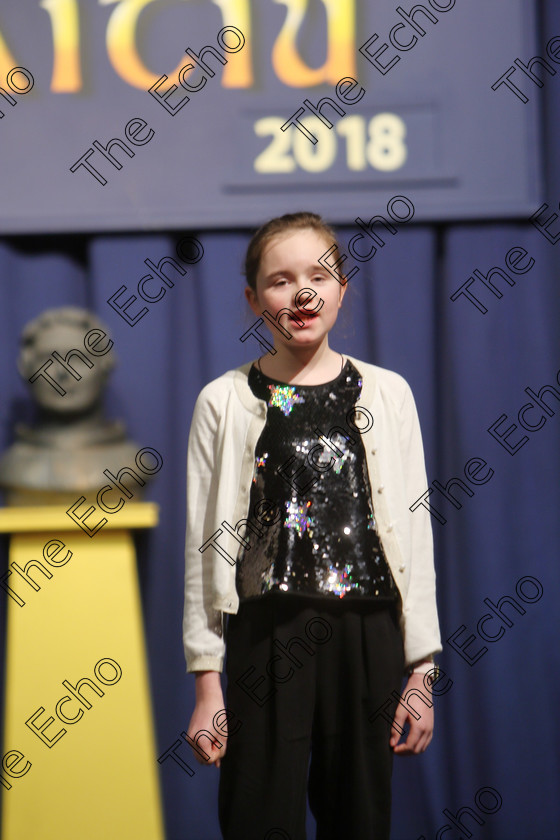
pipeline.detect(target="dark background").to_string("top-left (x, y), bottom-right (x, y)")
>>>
top-left (1, 1), bottom-right (560, 838)
top-left (0, 0), bottom-right (541, 230)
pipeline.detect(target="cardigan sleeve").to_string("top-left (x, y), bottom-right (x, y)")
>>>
top-left (182, 385), bottom-right (226, 673)
top-left (398, 380), bottom-right (442, 666)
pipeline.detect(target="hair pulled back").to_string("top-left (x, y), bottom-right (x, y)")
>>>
top-left (244, 212), bottom-right (340, 292)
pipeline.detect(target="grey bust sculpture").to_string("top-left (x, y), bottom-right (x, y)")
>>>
top-left (0, 306), bottom-right (144, 505)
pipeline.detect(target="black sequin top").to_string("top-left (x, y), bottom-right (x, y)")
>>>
top-left (235, 358), bottom-right (399, 605)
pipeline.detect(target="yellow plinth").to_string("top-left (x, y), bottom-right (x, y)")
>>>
top-left (1, 504), bottom-right (165, 840)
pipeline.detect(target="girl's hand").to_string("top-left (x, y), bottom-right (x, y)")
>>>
top-left (186, 672), bottom-right (228, 768)
top-left (390, 672), bottom-right (434, 755)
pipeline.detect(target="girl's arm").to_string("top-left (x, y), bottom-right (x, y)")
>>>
top-left (183, 384), bottom-right (225, 673)
top-left (183, 386), bottom-right (229, 766)
top-left (397, 379), bottom-right (442, 666)
top-left (391, 379), bottom-right (441, 754)
top-left (390, 668), bottom-right (435, 755)
top-left (186, 671), bottom-right (227, 768)
top-left (195, 670), bottom-right (223, 700)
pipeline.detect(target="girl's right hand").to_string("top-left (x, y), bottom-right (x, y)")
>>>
top-left (186, 673), bottom-right (227, 768)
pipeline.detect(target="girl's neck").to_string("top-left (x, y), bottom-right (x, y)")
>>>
top-left (256, 345), bottom-right (344, 386)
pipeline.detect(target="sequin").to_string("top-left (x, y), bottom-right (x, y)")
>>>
top-left (252, 452), bottom-right (269, 483)
top-left (235, 360), bottom-right (398, 605)
top-left (324, 563), bottom-right (359, 597)
top-left (311, 433), bottom-right (351, 476)
top-left (284, 499), bottom-right (314, 537)
top-left (267, 384), bottom-right (305, 416)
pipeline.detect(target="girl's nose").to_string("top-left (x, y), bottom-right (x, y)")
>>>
top-left (293, 286), bottom-right (312, 311)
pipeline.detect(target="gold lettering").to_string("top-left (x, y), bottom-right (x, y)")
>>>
top-left (211, 0), bottom-right (252, 87)
top-left (0, 24), bottom-right (18, 83)
top-left (40, 0), bottom-right (82, 92)
top-left (100, 0), bottom-right (191, 90)
top-left (271, 0), bottom-right (356, 87)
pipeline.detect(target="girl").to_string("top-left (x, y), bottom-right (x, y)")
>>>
top-left (183, 213), bottom-right (441, 840)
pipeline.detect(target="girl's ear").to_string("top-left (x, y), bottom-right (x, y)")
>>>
top-left (245, 285), bottom-right (260, 316)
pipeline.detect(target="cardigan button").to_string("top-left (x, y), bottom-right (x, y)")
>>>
top-left (399, 564), bottom-right (406, 573)
top-left (387, 524), bottom-right (393, 532)
top-left (371, 448), bottom-right (377, 454)
top-left (377, 485), bottom-right (385, 493)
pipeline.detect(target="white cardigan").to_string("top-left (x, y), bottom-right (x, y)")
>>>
top-left (183, 354), bottom-right (442, 673)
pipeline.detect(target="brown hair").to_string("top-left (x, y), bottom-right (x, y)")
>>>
top-left (244, 212), bottom-right (341, 292)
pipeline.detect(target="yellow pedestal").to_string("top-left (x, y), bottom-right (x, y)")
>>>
top-left (0, 504), bottom-right (165, 840)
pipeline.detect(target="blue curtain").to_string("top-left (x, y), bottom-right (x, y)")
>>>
top-left (1, 7), bottom-right (559, 840)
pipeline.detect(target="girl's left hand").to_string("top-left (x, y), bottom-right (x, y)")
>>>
top-left (390, 672), bottom-right (434, 755)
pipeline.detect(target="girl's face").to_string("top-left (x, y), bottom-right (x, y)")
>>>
top-left (245, 227), bottom-right (347, 352)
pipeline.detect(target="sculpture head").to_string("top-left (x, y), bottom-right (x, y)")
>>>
top-left (18, 306), bottom-right (116, 415)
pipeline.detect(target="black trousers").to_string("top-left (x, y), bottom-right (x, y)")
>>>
top-left (218, 593), bottom-right (404, 840)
